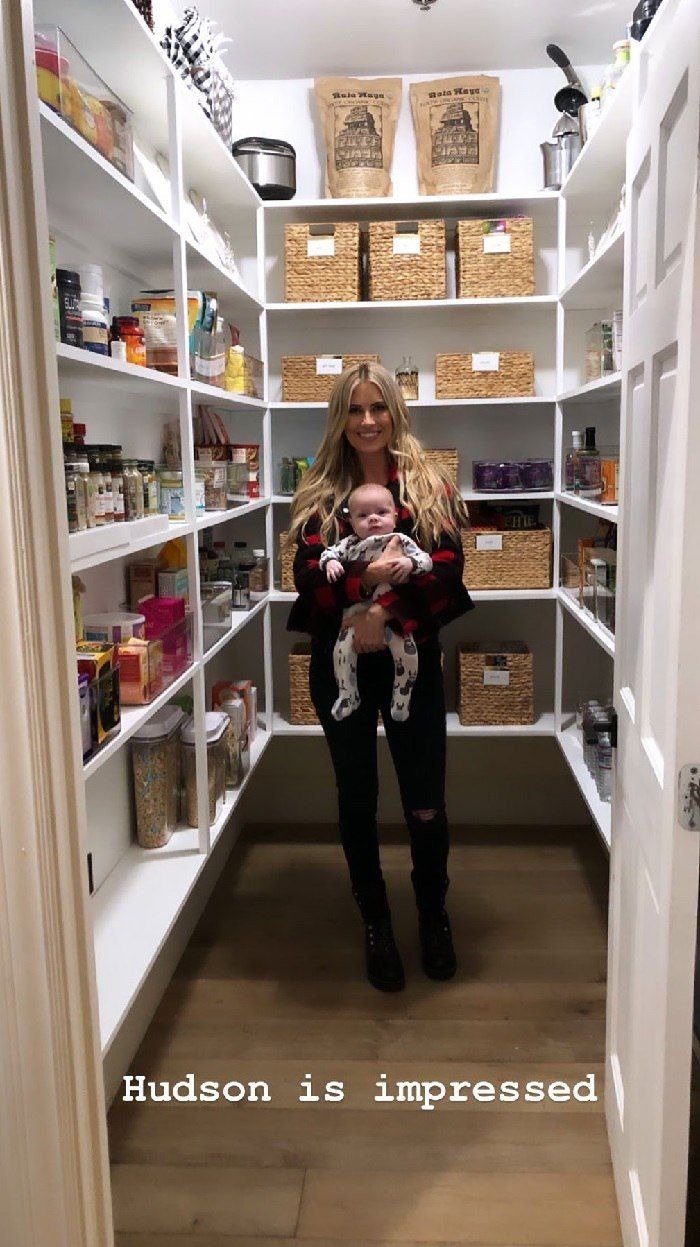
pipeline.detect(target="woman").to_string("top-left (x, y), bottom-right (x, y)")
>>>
top-left (287, 362), bottom-right (473, 992)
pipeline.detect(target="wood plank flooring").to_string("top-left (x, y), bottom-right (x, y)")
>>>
top-left (109, 823), bottom-right (621, 1246)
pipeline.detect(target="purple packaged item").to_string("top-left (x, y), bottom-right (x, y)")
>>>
top-left (472, 460), bottom-right (503, 491)
top-left (519, 458), bottom-right (553, 490)
top-left (500, 462), bottom-right (522, 490)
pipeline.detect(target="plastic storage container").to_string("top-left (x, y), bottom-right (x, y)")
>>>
top-left (131, 706), bottom-right (186, 849)
top-left (83, 612), bottom-right (145, 643)
top-left (181, 711), bottom-right (228, 826)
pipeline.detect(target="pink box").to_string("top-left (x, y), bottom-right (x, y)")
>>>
top-left (141, 595), bottom-right (186, 639)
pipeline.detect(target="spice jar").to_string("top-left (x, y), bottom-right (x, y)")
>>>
top-left (64, 456), bottom-right (86, 532)
top-left (138, 460), bottom-right (159, 514)
top-left (60, 398), bottom-right (74, 443)
top-left (248, 550), bottom-right (269, 602)
top-left (98, 447), bottom-right (114, 523)
top-left (109, 447), bottom-right (125, 522)
top-left (57, 269), bottom-right (83, 348)
top-left (123, 460), bottom-right (144, 520)
top-left (158, 467), bottom-right (186, 522)
top-left (196, 460), bottom-right (227, 511)
top-left (132, 706), bottom-right (186, 849)
top-left (180, 712), bottom-right (228, 826)
top-left (220, 693), bottom-right (246, 787)
top-left (76, 452), bottom-right (95, 527)
top-left (395, 355), bottom-right (419, 402)
top-left (87, 449), bottom-right (105, 526)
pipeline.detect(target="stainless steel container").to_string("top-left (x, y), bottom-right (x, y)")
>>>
top-left (541, 134), bottom-right (582, 190)
top-left (231, 136), bottom-right (296, 200)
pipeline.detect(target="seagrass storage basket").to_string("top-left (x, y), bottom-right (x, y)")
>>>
top-left (462, 527), bottom-right (552, 590)
top-left (435, 352), bottom-right (535, 400)
top-left (458, 641), bottom-right (534, 726)
top-left (367, 219), bottom-right (446, 301)
top-left (282, 354), bottom-right (380, 402)
top-left (425, 448), bottom-right (459, 484)
top-left (279, 530), bottom-right (296, 593)
top-left (284, 222), bottom-right (362, 302)
top-left (457, 218), bottom-right (535, 299)
top-left (289, 643), bottom-right (319, 725)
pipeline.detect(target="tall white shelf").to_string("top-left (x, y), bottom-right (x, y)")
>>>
top-left (24, 0), bottom-right (631, 1088)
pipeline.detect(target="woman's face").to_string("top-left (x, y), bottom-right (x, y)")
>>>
top-left (344, 381), bottom-right (393, 457)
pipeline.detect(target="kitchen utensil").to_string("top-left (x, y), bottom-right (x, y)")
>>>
top-left (541, 133), bottom-right (582, 190)
top-left (231, 136), bottom-right (296, 200)
top-left (546, 43), bottom-right (588, 116)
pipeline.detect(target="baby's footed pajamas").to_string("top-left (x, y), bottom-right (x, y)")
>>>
top-left (319, 532), bottom-right (433, 723)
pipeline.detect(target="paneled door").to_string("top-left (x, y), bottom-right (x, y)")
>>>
top-left (608, 2), bottom-right (700, 1244)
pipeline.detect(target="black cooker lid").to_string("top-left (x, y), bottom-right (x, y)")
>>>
top-left (232, 136), bottom-right (296, 158)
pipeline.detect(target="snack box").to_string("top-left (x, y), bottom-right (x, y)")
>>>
top-left (76, 640), bottom-right (114, 682)
top-left (140, 594), bottom-right (186, 638)
top-left (117, 637), bottom-right (164, 705)
top-left (129, 558), bottom-right (158, 610)
top-left (157, 569), bottom-right (189, 601)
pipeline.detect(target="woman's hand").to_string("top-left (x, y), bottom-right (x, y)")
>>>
top-left (352, 604), bottom-right (389, 653)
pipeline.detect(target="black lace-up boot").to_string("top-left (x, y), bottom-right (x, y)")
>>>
top-left (352, 883), bottom-right (405, 993)
top-left (418, 906), bottom-right (456, 980)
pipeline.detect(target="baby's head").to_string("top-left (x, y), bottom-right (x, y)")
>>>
top-left (347, 484), bottom-right (397, 540)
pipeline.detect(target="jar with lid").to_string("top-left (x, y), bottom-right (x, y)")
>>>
top-left (196, 460), bottom-right (227, 511)
top-left (123, 460), bottom-right (144, 520)
top-left (132, 705), bottom-right (186, 848)
top-left (60, 397), bottom-right (74, 443)
top-left (138, 460), bottom-right (159, 514)
top-left (79, 264), bottom-right (109, 355)
top-left (64, 456), bottom-right (86, 532)
top-left (395, 355), bottom-right (419, 402)
top-left (86, 449), bottom-right (105, 526)
top-left (193, 466), bottom-right (206, 516)
top-left (248, 550), bottom-right (269, 601)
top-left (113, 315), bottom-right (147, 367)
top-left (180, 712), bottom-right (228, 826)
top-left (158, 467), bottom-right (186, 522)
top-left (220, 692), bottom-right (247, 787)
top-left (108, 447), bottom-right (125, 522)
top-left (98, 447), bottom-right (114, 522)
top-left (57, 269), bottom-right (83, 348)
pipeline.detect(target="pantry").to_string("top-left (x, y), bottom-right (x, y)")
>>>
top-left (1, 1), bottom-right (699, 1246)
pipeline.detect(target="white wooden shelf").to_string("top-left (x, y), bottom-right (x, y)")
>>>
top-left (83, 661), bottom-right (196, 781)
top-left (202, 598), bottom-right (268, 664)
top-left (269, 588), bottom-right (556, 603)
top-left (560, 229), bottom-right (625, 311)
top-left (185, 238), bottom-right (264, 314)
top-left (559, 373), bottom-right (622, 404)
top-left (269, 397), bottom-right (556, 411)
top-left (562, 67), bottom-right (634, 203)
top-left (272, 711), bottom-right (556, 738)
top-left (556, 492), bottom-right (618, 522)
top-left (209, 729), bottom-right (271, 847)
top-left (189, 380), bottom-right (266, 410)
top-left (264, 192), bottom-right (560, 218)
top-left (268, 296), bottom-right (558, 313)
top-left (558, 587), bottom-right (616, 657)
top-left (271, 492), bottom-right (555, 505)
top-left (557, 724), bottom-right (612, 849)
top-left (39, 104), bottom-right (178, 269)
top-left (56, 341), bottom-right (186, 395)
top-left (68, 513), bottom-right (173, 572)
top-left (196, 498), bottom-right (270, 530)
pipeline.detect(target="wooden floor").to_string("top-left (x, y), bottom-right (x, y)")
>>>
top-left (108, 823), bottom-right (622, 1246)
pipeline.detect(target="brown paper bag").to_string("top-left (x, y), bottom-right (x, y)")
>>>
top-left (410, 76), bottom-right (500, 195)
top-left (315, 76), bottom-right (402, 198)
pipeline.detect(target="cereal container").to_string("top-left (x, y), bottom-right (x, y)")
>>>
top-left (132, 706), bottom-right (185, 849)
top-left (180, 711), bottom-right (228, 827)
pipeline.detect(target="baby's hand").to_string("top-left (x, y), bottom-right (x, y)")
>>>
top-left (391, 555), bottom-right (414, 584)
top-left (325, 559), bottom-right (345, 583)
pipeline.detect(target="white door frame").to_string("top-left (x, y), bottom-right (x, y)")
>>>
top-left (0, 3), bottom-right (113, 1243)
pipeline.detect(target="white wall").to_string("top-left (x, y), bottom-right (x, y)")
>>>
top-left (232, 66), bottom-right (605, 200)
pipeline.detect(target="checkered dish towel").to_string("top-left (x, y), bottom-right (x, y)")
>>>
top-left (161, 6), bottom-right (235, 146)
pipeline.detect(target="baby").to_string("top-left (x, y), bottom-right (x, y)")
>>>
top-left (319, 483), bottom-right (433, 723)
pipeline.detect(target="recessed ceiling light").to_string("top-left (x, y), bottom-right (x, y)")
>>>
top-left (412, 0), bottom-right (440, 11)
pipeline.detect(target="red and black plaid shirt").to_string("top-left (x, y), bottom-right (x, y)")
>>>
top-left (286, 461), bottom-right (474, 643)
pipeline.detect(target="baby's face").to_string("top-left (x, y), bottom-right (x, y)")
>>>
top-left (349, 490), bottom-right (397, 539)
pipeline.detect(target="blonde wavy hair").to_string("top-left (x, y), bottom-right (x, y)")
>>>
top-left (289, 362), bottom-right (469, 547)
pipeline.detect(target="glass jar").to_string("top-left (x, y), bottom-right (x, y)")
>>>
top-left (395, 355), bottom-right (419, 402)
top-left (87, 449), bottom-right (105, 526)
top-left (64, 458), bottom-right (85, 532)
top-left (220, 693), bottom-right (246, 787)
top-left (98, 448), bottom-right (114, 523)
top-left (196, 460), bottom-right (227, 511)
top-left (248, 550), bottom-right (269, 601)
top-left (132, 706), bottom-right (185, 848)
top-left (138, 460), bottom-right (159, 515)
top-left (158, 468), bottom-right (186, 522)
top-left (180, 712), bottom-right (228, 826)
top-left (114, 316), bottom-right (147, 367)
top-left (109, 447), bottom-right (125, 522)
top-left (76, 453), bottom-right (95, 528)
top-left (124, 460), bottom-right (144, 520)
top-left (193, 467), bottom-right (207, 516)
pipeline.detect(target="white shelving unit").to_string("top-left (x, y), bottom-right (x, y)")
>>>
top-left (24, 0), bottom-right (633, 1080)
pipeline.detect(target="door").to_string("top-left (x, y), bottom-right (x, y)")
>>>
top-left (608, 2), bottom-right (700, 1245)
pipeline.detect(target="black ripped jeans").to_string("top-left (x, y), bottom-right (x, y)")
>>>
top-left (309, 634), bottom-right (450, 916)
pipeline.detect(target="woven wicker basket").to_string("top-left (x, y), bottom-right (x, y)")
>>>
top-left (279, 530), bottom-right (296, 593)
top-left (458, 641), bottom-right (534, 726)
top-left (284, 222), bottom-right (362, 303)
top-left (462, 528), bottom-right (552, 590)
top-left (368, 220), bottom-right (446, 301)
top-left (289, 643), bottom-right (319, 725)
top-left (424, 448), bottom-right (458, 484)
top-left (282, 354), bottom-right (380, 402)
top-left (435, 352), bottom-right (535, 400)
top-left (457, 219), bottom-right (535, 299)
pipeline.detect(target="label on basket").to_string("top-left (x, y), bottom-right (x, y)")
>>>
top-left (472, 352), bottom-right (501, 372)
top-left (484, 669), bottom-right (510, 687)
top-left (393, 234), bottom-right (421, 256)
top-left (316, 356), bottom-right (343, 375)
top-left (307, 236), bottom-right (335, 257)
top-left (476, 534), bottom-right (503, 552)
top-left (483, 234), bottom-right (511, 254)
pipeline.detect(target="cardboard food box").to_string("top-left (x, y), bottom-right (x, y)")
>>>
top-left (117, 637), bottom-right (164, 705)
top-left (157, 569), bottom-right (189, 601)
top-left (76, 642), bottom-right (120, 746)
top-left (129, 558), bottom-right (159, 610)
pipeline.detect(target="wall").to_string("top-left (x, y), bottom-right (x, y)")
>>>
top-left (232, 66), bottom-right (605, 200)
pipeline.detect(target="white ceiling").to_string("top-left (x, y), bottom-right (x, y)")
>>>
top-left (208, 0), bottom-right (631, 80)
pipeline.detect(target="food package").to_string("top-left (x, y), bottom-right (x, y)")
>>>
top-left (315, 76), bottom-right (402, 198)
top-left (410, 76), bottom-right (500, 195)
top-left (117, 638), bottom-right (164, 705)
